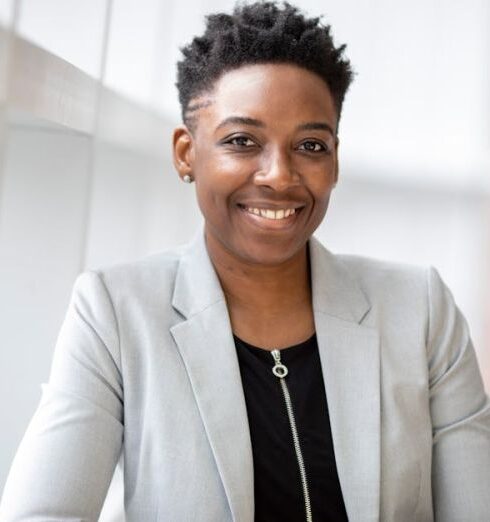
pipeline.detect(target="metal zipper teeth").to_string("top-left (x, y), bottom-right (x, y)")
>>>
top-left (271, 349), bottom-right (313, 522)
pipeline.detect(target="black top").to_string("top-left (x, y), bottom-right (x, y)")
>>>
top-left (234, 333), bottom-right (348, 522)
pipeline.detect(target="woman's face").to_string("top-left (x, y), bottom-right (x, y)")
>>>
top-left (173, 63), bottom-right (339, 266)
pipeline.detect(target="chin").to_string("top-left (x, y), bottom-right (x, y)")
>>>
top-left (233, 239), bottom-right (306, 266)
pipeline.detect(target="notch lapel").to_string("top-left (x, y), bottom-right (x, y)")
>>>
top-left (170, 228), bottom-right (254, 522)
top-left (169, 228), bottom-right (380, 522)
top-left (309, 237), bottom-right (381, 522)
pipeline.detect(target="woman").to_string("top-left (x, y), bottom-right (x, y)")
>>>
top-left (1, 2), bottom-right (489, 521)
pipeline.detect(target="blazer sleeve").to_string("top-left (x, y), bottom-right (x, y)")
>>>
top-left (427, 266), bottom-right (490, 521)
top-left (0, 271), bottom-right (124, 521)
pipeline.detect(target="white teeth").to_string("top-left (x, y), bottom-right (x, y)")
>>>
top-left (244, 207), bottom-right (297, 220)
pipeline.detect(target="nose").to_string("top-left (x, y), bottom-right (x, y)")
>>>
top-left (254, 148), bottom-right (300, 191)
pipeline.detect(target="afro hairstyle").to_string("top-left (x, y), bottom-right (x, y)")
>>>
top-left (175, 1), bottom-right (354, 131)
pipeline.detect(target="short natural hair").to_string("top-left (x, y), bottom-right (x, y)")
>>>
top-left (176, 1), bottom-right (354, 130)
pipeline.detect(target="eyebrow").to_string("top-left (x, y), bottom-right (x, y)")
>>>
top-left (215, 116), bottom-right (335, 136)
top-left (215, 116), bottom-right (265, 132)
top-left (297, 122), bottom-right (335, 136)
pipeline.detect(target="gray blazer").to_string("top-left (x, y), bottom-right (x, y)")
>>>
top-left (1, 227), bottom-right (489, 521)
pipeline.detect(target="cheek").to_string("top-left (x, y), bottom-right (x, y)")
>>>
top-left (193, 167), bottom-right (238, 216)
top-left (194, 156), bottom-right (253, 200)
top-left (306, 170), bottom-right (336, 203)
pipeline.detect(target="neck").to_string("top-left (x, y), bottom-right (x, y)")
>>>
top-left (204, 231), bottom-right (312, 316)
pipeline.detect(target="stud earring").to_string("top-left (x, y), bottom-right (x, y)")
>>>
top-left (183, 174), bottom-right (193, 183)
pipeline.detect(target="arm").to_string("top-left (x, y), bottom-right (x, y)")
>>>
top-left (427, 267), bottom-right (490, 521)
top-left (0, 271), bottom-right (124, 521)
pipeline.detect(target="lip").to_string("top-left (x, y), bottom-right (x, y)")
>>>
top-left (236, 203), bottom-right (303, 230)
top-left (237, 201), bottom-right (306, 210)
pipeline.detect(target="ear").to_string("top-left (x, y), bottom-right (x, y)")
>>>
top-left (172, 125), bottom-right (194, 179)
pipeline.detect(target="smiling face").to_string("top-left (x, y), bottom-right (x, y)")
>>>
top-left (173, 63), bottom-right (339, 267)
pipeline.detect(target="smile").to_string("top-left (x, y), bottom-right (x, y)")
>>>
top-left (236, 203), bottom-right (304, 230)
top-left (243, 206), bottom-right (296, 220)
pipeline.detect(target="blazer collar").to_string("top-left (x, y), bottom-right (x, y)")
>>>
top-left (171, 225), bottom-right (226, 318)
top-left (172, 224), bottom-right (371, 323)
top-left (170, 226), bottom-right (380, 522)
top-left (308, 232), bottom-right (371, 322)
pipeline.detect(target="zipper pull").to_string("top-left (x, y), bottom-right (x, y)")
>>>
top-left (271, 349), bottom-right (288, 378)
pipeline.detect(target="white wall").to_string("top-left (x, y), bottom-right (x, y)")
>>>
top-left (84, 142), bottom-right (199, 269)
top-left (0, 0), bottom-right (14, 26)
top-left (16, 0), bottom-right (108, 78)
top-left (0, 0), bottom-right (489, 518)
top-left (0, 126), bottom-right (92, 486)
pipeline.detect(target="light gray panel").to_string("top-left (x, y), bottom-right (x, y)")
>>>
top-left (0, 126), bottom-right (91, 491)
top-left (0, 0), bottom-right (13, 26)
top-left (6, 34), bottom-right (98, 134)
top-left (104, 0), bottom-right (171, 109)
top-left (0, 23), bottom-right (12, 207)
top-left (17, 0), bottom-right (107, 78)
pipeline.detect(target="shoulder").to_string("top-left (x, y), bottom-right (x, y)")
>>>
top-left (329, 250), bottom-right (464, 353)
top-left (335, 252), bottom-right (454, 319)
top-left (318, 246), bottom-right (455, 337)
top-left (72, 243), bottom-right (187, 308)
top-left (336, 252), bottom-right (430, 297)
top-left (309, 229), bottom-right (431, 303)
top-left (98, 244), bottom-right (185, 287)
top-left (340, 253), bottom-right (433, 332)
top-left (309, 236), bottom-right (442, 335)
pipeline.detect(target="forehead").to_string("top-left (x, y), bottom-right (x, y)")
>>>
top-left (190, 63), bottom-right (337, 133)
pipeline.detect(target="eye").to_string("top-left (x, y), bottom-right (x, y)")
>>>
top-left (224, 135), bottom-right (256, 148)
top-left (298, 140), bottom-right (328, 153)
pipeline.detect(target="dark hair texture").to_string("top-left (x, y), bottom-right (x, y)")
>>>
top-left (176, 1), bottom-right (354, 131)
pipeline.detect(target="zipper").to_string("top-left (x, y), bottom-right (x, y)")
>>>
top-left (270, 349), bottom-right (313, 522)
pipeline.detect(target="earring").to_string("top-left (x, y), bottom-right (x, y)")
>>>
top-left (182, 174), bottom-right (193, 183)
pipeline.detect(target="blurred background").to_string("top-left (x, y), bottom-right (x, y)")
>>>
top-left (0, 0), bottom-right (489, 519)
